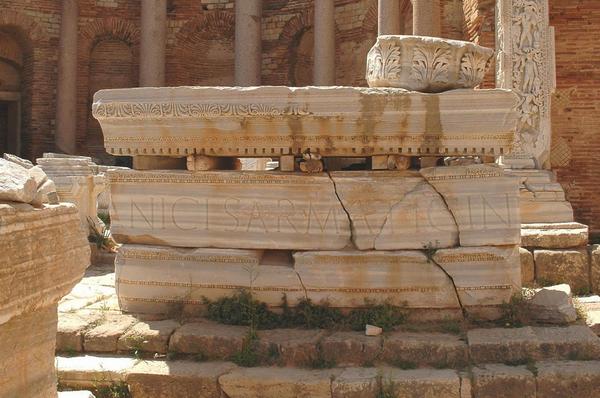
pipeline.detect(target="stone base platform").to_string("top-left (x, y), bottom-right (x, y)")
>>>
top-left (57, 355), bottom-right (600, 398)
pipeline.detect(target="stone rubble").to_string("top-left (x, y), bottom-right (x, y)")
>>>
top-left (528, 284), bottom-right (577, 324)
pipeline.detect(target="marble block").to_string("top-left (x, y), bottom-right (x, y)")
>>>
top-left (293, 251), bottom-right (461, 309)
top-left (521, 222), bottom-right (588, 249)
top-left (108, 170), bottom-right (351, 250)
top-left (433, 246), bottom-right (521, 307)
top-left (330, 171), bottom-right (458, 250)
top-left (93, 86), bottom-right (517, 158)
top-left (366, 35), bottom-right (494, 92)
top-left (116, 245), bottom-right (304, 314)
top-left (421, 165), bottom-right (521, 246)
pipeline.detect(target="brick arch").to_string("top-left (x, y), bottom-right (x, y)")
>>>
top-left (77, 18), bottom-right (140, 159)
top-left (362, 0), bottom-right (378, 34)
top-left (0, 9), bottom-right (48, 46)
top-left (79, 17), bottom-right (140, 55)
top-left (167, 11), bottom-right (235, 86)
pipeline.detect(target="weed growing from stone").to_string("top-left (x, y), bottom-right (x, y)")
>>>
top-left (391, 359), bottom-right (417, 370)
top-left (93, 382), bottom-right (131, 398)
top-left (498, 292), bottom-right (532, 327)
top-left (203, 291), bottom-right (407, 331)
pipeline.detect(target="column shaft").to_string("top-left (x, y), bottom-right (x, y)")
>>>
top-left (55, 0), bottom-right (79, 154)
top-left (140, 0), bottom-right (167, 86)
top-left (378, 0), bottom-right (401, 35)
top-left (235, 0), bottom-right (262, 86)
top-left (413, 0), bottom-right (441, 37)
top-left (314, 0), bottom-right (336, 85)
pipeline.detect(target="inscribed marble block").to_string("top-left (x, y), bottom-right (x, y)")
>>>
top-left (330, 171), bottom-right (458, 250)
top-left (421, 165), bottom-right (521, 246)
top-left (108, 170), bottom-right (351, 250)
top-left (293, 251), bottom-right (461, 309)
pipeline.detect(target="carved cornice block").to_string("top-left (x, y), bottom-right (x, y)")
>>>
top-left (93, 86), bottom-right (518, 158)
top-left (366, 35), bottom-right (494, 93)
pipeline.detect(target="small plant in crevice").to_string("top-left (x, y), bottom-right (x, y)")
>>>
top-left (391, 359), bottom-right (417, 370)
top-left (377, 378), bottom-right (398, 398)
top-left (231, 329), bottom-right (260, 368)
top-left (93, 382), bottom-right (131, 398)
top-left (346, 300), bottom-right (408, 332)
top-left (309, 343), bottom-right (336, 369)
top-left (498, 292), bottom-right (532, 328)
top-left (439, 317), bottom-right (462, 335)
top-left (423, 240), bottom-right (441, 263)
top-left (573, 298), bottom-right (589, 322)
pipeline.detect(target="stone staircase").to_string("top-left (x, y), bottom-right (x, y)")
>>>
top-left (56, 322), bottom-right (600, 397)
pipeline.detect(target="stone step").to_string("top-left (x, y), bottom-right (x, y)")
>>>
top-left (57, 317), bottom-right (600, 368)
top-left (56, 355), bottom-right (600, 398)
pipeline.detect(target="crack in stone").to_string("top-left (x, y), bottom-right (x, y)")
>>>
top-left (293, 266), bottom-right (309, 300)
top-left (429, 255), bottom-right (465, 314)
top-left (421, 175), bottom-right (461, 245)
top-left (327, 171), bottom-right (355, 247)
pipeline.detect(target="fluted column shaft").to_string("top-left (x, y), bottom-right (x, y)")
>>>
top-left (55, 0), bottom-right (79, 154)
top-left (314, 0), bottom-right (336, 85)
top-left (412, 0), bottom-right (441, 37)
top-left (378, 0), bottom-right (401, 35)
top-left (235, 0), bottom-right (262, 86)
top-left (140, 0), bottom-right (167, 86)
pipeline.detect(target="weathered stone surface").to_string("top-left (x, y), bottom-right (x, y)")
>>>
top-left (366, 35), bottom-right (494, 92)
top-left (591, 245), bottom-right (600, 294)
top-left (382, 332), bottom-right (468, 368)
top-left (533, 325), bottom-right (600, 360)
top-left (109, 170), bottom-right (350, 250)
top-left (433, 246), bottom-right (521, 308)
top-left (127, 360), bottom-right (236, 398)
top-left (117, 319), bottom-right (179, 354)
top-left (332, 367), bottom-right (379, 398)
top-left (472, 364), bottom-right (536, 398)
top-left (93, 86), bottom-right (517, 158)
top-left (1, 305), bottom-right (58, 398)
top-left (467, 327), bottom-right (539, 364)
top-left (536, 360), bottom-right (600, 398)
top-left (257, 329), bottom-right (325, 367)
top-left (0, 203), bottom-right (90, 324)
top-left (169, 320), bottom-right (247, 359)
top-left (218, 367), bottom-right (336, 398)
top-left (115, 245), bottom-right (303, 314)
top-left (528, 284), bottom-right (577, 324)
top-left (421, 165), bottom-right (521, 246)
top-left (379, 368), bottom-right (461, 398)
top-left (0, 158), bottom-right (37, 203)
top-left (320, 331), bottom-right (382, 366)
top-left (520, 248), bottom-right (535, 285)
top-left (57, 312), bottom-right (103, 352)
top-left (56, 355), bottom-right (136, 388)
top-left (294, 251), bottom-right (461, 309)
top-left (83, 314), bottom-right (138, 352)
top-left (329, 172), bottom-right (458, 250)
top-left (534, 249), bottom-right (590, 293)
top-left (521, 222), bottom-right (588, 248)
top-left (519, 200), bottom-right (574, 224)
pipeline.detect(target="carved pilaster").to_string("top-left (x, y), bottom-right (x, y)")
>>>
top-left (496, 0), bottom-right (554, 169)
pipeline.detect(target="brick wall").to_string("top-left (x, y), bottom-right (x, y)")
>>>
top-left (549, 1), bottom-right (600, 238)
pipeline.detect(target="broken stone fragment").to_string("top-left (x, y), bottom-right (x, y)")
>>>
top-left (28, 165), bottom-right (49, 188)
top-left (528, 284), bottom-right (577, 324)
top-left (0, 158), bottom-right (37, 204)
top-left (3, 153), bottom-right (33, 169)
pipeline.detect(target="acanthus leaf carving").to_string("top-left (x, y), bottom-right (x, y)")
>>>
top-left (411, 44), bottom-right (451, 85)
top-left (366, 41), bottom-right (401, 82)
